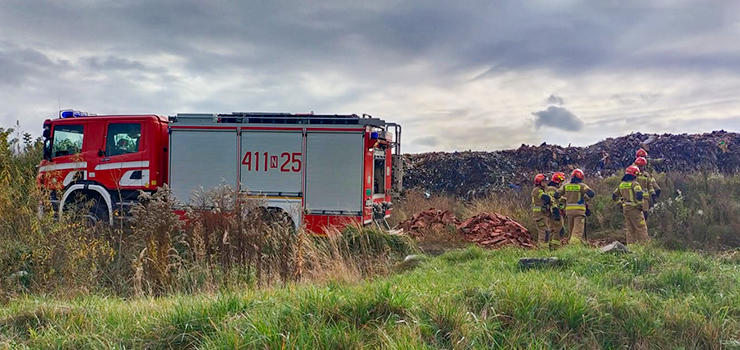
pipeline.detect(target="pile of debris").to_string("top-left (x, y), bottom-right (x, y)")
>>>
top-left (396, 208), bottom-right (459, 238)
top-left (458, 213), bottom-right (536, 249)
top-left (397, 209), bottom-right (535, 249)
top-left (404, 131), bottom-right (740, 197)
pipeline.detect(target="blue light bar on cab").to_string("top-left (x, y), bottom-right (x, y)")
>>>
top-left (59, 109), bottom-right (93, 118)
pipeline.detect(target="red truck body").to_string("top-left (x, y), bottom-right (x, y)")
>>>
top-left (38, 111), bottom-right (402, 234)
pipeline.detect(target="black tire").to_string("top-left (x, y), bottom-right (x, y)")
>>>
top-left (89, 198), bottom-right (110, 226)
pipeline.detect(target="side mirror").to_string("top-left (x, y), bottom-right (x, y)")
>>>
top-left (98, 149), bottom-right (105, 157)
top-left (43, 140), bottom-right (52, 161)
top-left (42, 129), bottom-right (50, 139)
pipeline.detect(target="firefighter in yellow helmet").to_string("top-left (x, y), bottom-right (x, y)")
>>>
top-left (554, 169), bottom-right (595, 244)
top-left (531, 173), bottom-right (552, 245)
top-left (633, 156), bottom-right (661, 220)
top-left (545, 172), bottom-right (566, 248)
top-left (613, 165), bottom-right (649, 244)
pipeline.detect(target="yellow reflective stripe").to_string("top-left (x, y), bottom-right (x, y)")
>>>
top-left (565, 205), bottom-right (586, 210)
top-left (565, 184), bottom-right (580, 191)
top-left (532, 208), bottom-right (542, 212)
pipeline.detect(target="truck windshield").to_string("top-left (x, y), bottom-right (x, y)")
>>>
top-left (52, 125), bottom-right (84, 157)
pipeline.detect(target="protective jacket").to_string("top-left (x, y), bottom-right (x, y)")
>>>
top-left (613, 180), bottom-right (644, 211)
top-left (530, 186), bottom-right (550, 214)
top-left (555, 180), bottom-right (594, 216)
top-left (635, 169), bottom-right (660, 211)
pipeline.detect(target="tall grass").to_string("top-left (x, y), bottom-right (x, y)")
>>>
top-left (0, 128), bottom-right (416, 298)
top-left (2, 245), bottom-right (739, 349)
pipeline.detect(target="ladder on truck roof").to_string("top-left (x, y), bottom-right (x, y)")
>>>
top-left (169, 112), bottom-right (389, 128)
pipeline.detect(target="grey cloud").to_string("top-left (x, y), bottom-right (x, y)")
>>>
top-left (546, 94), bottom-right (564, 105)
top-left (412, 135), bottom-right (442, 147)
top-left (82, 56), bottom-right (162, 72)
top-left (532, 106), bottom-right (584, 132)
top-left (0, 46), bottom-right (65, 86)
top-left (1, 0), bottom-right (740, 152)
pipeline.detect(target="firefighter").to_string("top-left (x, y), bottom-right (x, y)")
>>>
top-left (545, 172), bottom-right (566, 248)
top-left (633, 156), bottom-right (661, 219)
top-left (612, 165), bottom-right (649, 244)
top-left (635, 148), bottom-right (654, 173)
top-left (636, 148), bottom-right (647, 159)
top-left (554, 169), bottom-right (595, 244)
top-left (531, 173), bottom-right (552, 244)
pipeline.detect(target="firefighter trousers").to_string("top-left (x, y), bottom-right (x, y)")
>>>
top-left (624, 207), bottom-right (649, 244)
top-left (566, 214), bottom-right (586, 244)
top-left (533, 211), bottom-right (548, 243)
top-left (546, 216), bottom-right (564, 247)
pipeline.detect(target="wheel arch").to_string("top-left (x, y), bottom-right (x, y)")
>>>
top-left (59, 183), bottom-right (114, 225)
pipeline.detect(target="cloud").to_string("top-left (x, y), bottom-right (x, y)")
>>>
top-left (546, 94), bottom-right (564, 105)
top-left (412, 135), bottom-right (442, 147)
top-left (1, 1), bottom-right (740, 153)
top-left (532, 106), bottom-right (584, 132)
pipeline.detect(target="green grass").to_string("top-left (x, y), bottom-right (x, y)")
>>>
top-left (2, 245), bottom-right (740, 349)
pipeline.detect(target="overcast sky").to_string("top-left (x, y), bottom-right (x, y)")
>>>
top-left (1, 0), bottom-right (739, 153)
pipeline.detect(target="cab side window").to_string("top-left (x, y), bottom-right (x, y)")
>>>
top-left (106, 123), bottom-right (141, 156)
top-left (52, 125), bottom-right (84, 157)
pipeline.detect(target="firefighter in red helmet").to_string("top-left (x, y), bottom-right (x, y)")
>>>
top-left (633, 156), bottom-right (661, 220)
top-left (554, 169), bottom-right (595, 244)
top-left (613, 165), bottom-right (649, 244)
top-left (531, 173), bottom-right (551, 245)
top-left (545, 172), bottom-right (566, 248)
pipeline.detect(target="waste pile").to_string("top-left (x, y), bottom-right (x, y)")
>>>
top-left (404, 131), bottom-right (740, 197)
top-left (397, 209), bottom-right (535, 249)
top-left (458, 213), bottom-right (536, 249)
top-left (396, 208), bottom-right (459, 238)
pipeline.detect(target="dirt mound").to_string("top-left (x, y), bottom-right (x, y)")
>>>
top-left (397, 209), bottom-right (535, 249)
top-left (404, 131), bottom-right (740, 197)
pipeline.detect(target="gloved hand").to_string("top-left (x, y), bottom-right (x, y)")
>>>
top-left (643, 211), bottom-right (649, 220)
top-left (585, 207), bottom-right (592, 216)
top-left (655, 189), bottom-right (662, 198)
top-left (551, 207), bottom-right (561, 220)
top-left (651, 194), bottom-right (658, 204)
top-left (577, 198), bottom-right (585, 205)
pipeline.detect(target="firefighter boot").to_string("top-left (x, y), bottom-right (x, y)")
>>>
top-left (548, 227), bottom-right (564, 250)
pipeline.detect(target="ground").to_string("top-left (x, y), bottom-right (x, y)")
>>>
top-left (2, 244), bottom-right (740, 349)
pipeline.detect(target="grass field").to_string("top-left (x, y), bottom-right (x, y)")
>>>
top-left (2, 244), bottom-right (740, 349)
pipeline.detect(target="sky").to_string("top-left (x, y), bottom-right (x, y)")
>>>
top-left (1, 0), bottom-right (739, 153)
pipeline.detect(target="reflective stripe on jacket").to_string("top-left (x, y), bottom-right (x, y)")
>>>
top-left (613, 180), bottom-right (643, 209)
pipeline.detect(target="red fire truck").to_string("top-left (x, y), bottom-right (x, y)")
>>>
top-left (37, 110), bottom-right (403, 234)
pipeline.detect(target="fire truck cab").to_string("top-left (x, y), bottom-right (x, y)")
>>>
top-left (38, 110), bottom-right (402, 234)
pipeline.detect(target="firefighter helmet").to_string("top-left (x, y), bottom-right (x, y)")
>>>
top-left (534, 173), bottom-right (547, 186)
top-left (636, 149), bottom-right (648, 158)
top-left (635, 157), bottom-right (648, 166)
top-left (571, 169), bottom-right (584, 180)
top-left (552, 171), bottom-right (566, 184)
top-left (626, 165), bottom-right (640, 176)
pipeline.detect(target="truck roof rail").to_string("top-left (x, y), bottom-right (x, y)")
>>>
top-left (171, 113), bottom-right (388, 127)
